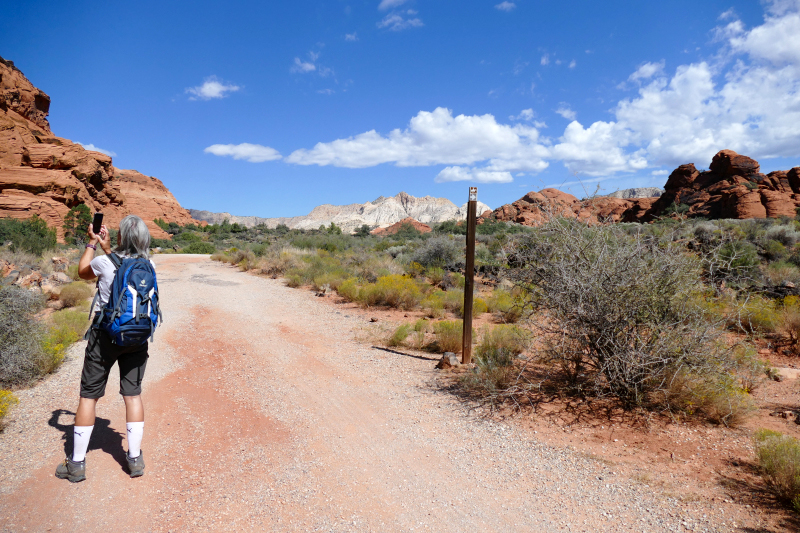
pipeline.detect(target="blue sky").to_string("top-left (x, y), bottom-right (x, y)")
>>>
top-left (3, 0), bottom-right (799, 216)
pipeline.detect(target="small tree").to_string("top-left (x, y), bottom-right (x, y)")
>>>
top-left (354, 224), bottom-right (371, 237)
top-left (62, 204), bottom-right (92, 245)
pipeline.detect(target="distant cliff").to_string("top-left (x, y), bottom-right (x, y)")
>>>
top-left (189, 192), bottom-right (492, 233)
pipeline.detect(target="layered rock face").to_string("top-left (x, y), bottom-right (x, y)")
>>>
top-left (488, 151), bottom-right (800, 226)
top-left (605, 187), bottom-right (663, 199)
top-left (0, 56), bottom-right (197, 241)
top-left (190, 192), bottom-right (492, 234)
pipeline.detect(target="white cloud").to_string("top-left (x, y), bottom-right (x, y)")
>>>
top-left (317, 89), bottom-right (334, 95)
top-left (291, 57), bottom-right (316, 73)
top-left (204, 143), bottom-right (282, 163)
top-left (495, 2), bottom-right (516, 12)
top-left (378, 13), bottom-right (424, 30)
top-left (510, 109), bottom-right (535, 121)
top-left (345, 32), bottom-right (358, 41)
top-left (569, 60), bottom-right (576, 69)
top-left (78, 143), bottom-right (117, 157)
top-left (628, 60), bottom-right (665, 82)
top-left (652, 169), bottom-right (669, 175)
top-left (556, 106), bottom-right (577, 120)
top-left (185, 76), bottom-right (241, 100)
top-left (378, 0), bottom-right (408, 10)
top-left (435, 167), bottom-right (513, 183)
top-left (540, 54), bottom-right (550, 66)
top-left (285, 107), bottom-right (549, 174)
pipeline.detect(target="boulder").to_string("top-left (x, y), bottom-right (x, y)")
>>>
top-left (49, 271), bottom-right (72, 284)
top-left (436, 352), bottom-right (461, 369)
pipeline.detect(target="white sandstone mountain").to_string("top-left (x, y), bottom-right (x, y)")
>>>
top-left (604, 187), bottom-right (664, 199)
top-left (189, 192), bottom-right (492, 233)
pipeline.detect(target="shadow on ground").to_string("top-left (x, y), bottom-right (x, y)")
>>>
top-left (48, 409), bottom-right (128, 472)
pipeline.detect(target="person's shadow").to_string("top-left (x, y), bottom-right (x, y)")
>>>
top-left (48, 409), bottom-right (128, 472)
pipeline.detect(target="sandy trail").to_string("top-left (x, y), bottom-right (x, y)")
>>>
top-left (1, 255), bottom-right (745, 532)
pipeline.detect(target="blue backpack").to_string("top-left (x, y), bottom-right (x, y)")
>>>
top-left (92, 253), bottom-right (162, 346)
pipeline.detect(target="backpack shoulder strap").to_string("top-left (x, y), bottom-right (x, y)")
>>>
top-left (108, 253), bottom-right (122, 270)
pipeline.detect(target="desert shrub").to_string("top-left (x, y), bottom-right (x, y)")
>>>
top-left (405, 261), bottom-right (425, 278)
top-left (0, 216), bottom-right (57, 256)
top-left (505, 216), bottom-right (733, 408)
top-left (181, 241), bottom-right (216, 254)
top-left (285, 273), bottom-right (303, 288)
top-left (666, 370), bottom-right (756, 426)
top-left (736, 295), bottom-right (781, 333)
top-left (421, 291), bottom-right (446, 318)
top-left (709, 240), bottom-right (760, 284)
top-left (0, 286), bottom-right (46, 386)
top-left (766, 225), bottom-right (800, 247)
top-left (337, 278), bottom-right (360, 302)
top-left (410, 236), bottom-right (462, 269)
top-left (40, 310), bottom-right (87, 374)
top-left (486, 288), bottom-right (523, 323)
top-left (448, 272), bottom-right (465, 289)
top-left (66, 264), bottom-right (80, 281)
top-left (251, 243), bottom-right (269, 257)
top-left (693, 221), bottom-right (719, 244)
top-left (386, 324), bottom-right (413, 347)
top-left (58, 282), bottom-right (94, 308)
top-left (0, 389), bottom-right (19, 426)
top-left (358, 274), bottom-right (422, 310)
top-left (426, 266), bottom-right (445, 286)
top-left (763, 239), bottom-right (787, 261)
top-left (257, 248), bottom-right (305, 277)
top-left (764, 261), bottom-right (800, 286)
top-left (782, 296), bottom-right (800, 347)
top-left (433, 320), bottom-right (464, 353)
top-left (462, 325), bottom-right (530, 397)
top-left (173, 231), bottom-right (201, 243)
top-left (754, 429), bottom-right (800, 511)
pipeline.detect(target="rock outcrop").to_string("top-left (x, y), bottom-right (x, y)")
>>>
top-left (370, 217), bottom-right (432, 236)
top-left (487, 151), bottom-right (800, 226)
top-left (605, 187), bottom-right (663, 199)
top-left (189, 192), bottom-right (492, 234)
top-left (0, 56), bottom-right (198, 241)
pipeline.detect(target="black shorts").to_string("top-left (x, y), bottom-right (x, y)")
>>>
top-left (80, 328), bottom-right (149, 399)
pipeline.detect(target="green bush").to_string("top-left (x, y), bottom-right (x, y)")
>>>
top-left (764, 239), bottom-right (788, 261)
top-left (40, 309), bottom-right (87, 375)
top-left (358, 274), bottom-right (422, 310)
top-left (386, 324), bottom-right (412, 347)
top-left (487, 289), bottom-right (523, 323)
top-left (754, 429), bottom-right (800, 511)
top-left (0, 216), bottom-right (57, 256)
top-left (58, 282), bottom-right (94, 308)
top-left (411, 236), bottom-right (462, 269)
top-left (182, 241), bottom-right (216, 254)
top-left (421, 291), bottom-right (446, 318)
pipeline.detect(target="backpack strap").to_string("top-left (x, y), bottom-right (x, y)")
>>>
top-left (108, 253), bottom-right (122, 270)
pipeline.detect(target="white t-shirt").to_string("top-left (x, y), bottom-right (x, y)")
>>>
top-left (90, 254), bottom-right (156, 310)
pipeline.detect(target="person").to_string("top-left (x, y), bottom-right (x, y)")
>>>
top-left (55, 215), bottom-right (154, 482)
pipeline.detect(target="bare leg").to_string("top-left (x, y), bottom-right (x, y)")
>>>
top-left (75, 397), bottom-right (98, 426)
top-left (123, 395), bottom-right (144, 423)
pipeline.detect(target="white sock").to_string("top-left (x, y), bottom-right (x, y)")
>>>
top-left (126, 422), bottom-right (144, 458)
top-left (72, 425), bottom-right (93, 462)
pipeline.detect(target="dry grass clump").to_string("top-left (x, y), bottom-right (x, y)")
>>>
top-left (386, 324), bottom-right (413, 347)
top-left (433, 320), bottom-right (465, 353)
top-left (0, 286), bottom-right (46, 386)
top-left (459, 325), bottom-right (531, 402)
top-left (754, 429), bottom-right (800, 512)
top-left (58, 282), bottom-right (94, 308)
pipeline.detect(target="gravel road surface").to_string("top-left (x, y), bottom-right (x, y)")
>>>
top-left (0, 255), bottom-right (752, 532)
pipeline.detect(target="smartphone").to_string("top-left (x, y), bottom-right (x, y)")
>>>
top-left (92, 213), bottom-right (103, 234)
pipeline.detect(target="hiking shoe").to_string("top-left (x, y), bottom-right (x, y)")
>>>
top-left (127, 450), bottom-right (145, 478)
top-left (55, 457), bottom-right (86, 483)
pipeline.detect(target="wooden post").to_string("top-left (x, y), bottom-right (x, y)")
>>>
top-left (462, 187), bottom-right (478, 364)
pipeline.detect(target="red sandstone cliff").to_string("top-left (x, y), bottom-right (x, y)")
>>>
top-left (0, 56), bottom-right (199, 241)
top-left (487, 151), bottom-right (800, 226)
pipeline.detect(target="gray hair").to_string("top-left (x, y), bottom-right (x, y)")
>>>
top-left (115, 215), bottom-right (151, 258)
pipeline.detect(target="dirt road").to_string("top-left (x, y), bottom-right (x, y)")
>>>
top-left (0, 255), bottom-right (746, 532)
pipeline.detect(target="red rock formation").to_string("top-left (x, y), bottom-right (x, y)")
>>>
top-left (0, 56), bottom-right (199, 241)
top-left (370, 217), bottom-right (432, 236)
top-left (487, 150), bottom-right (800, 226)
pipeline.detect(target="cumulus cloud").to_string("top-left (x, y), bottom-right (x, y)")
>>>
top-left (291, 57), bottom-right (316, 73)
top-left (345, 32), bottom-right (358, 41)
top-left (78, 143), bottom-right (116, 157)
top-left (540, 54), bottom-right (550, 66)
top-left (495, 2), bottom-right (516, 12)
top-left (510, 109), bottom-right (535, 121)
top-left (378, 0), bottom-right (408, 10)
top-left (569, 60), bottom-right (576, 69)
top-left (556, 106), bottom-right (577, 120)
top-left (285, 107), bottom-right (549, 173)
top-left (378, 13), bottom-right (424, 30)
top-left (185, 76), bottom-right (241, 100)
top-left (204, 143), bottom-right (282, 163)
